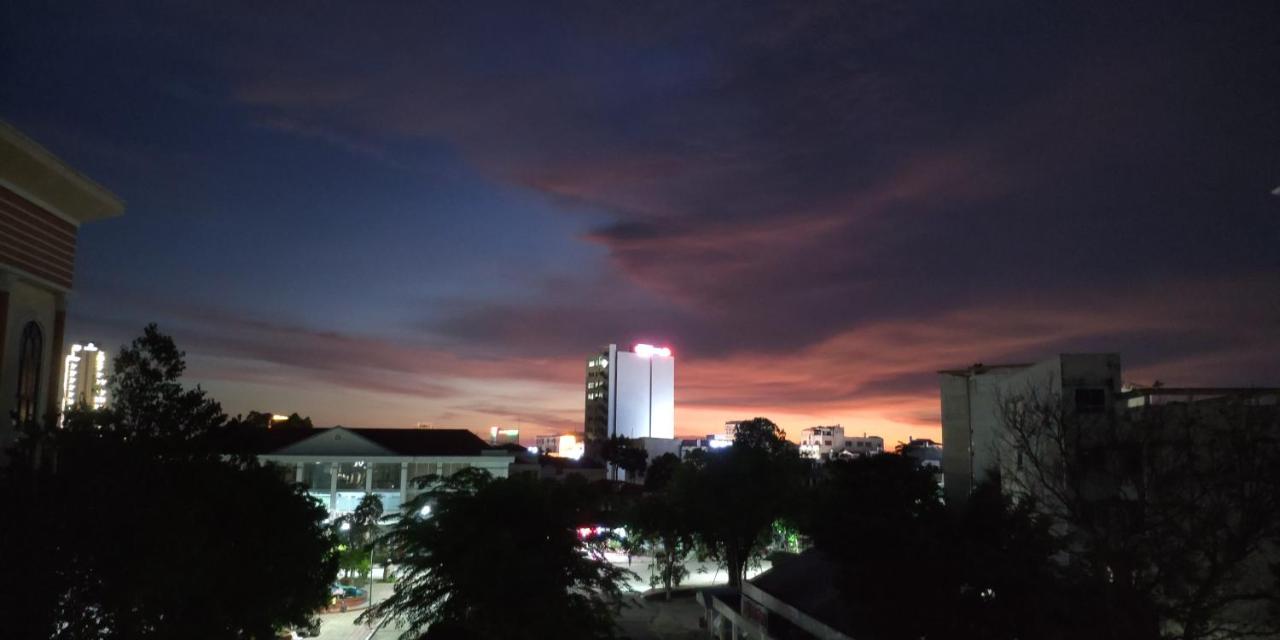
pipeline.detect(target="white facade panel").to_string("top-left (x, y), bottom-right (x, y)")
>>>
top-left (649, 355), bottom-right (675, 438)
top-left (613, 351), bottom-right (651, 439)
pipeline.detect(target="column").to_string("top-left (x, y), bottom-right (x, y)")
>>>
top-left (44, 294), bottom-right (66, 426)
top-left (400, 462), bottom-right (409, 506)
top-left (0, 273), bottom-right (10, 452)
top-left (329, 462), bottom-right (338, 513)
top-left (0, 273), bottom-right (10, 389)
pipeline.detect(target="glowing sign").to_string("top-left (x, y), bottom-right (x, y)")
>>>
top-left (633, 344), bottom-right (672, 358)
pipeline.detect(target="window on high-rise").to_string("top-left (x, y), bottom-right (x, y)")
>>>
top-left (1075, 388), bottom-right (1107, 414)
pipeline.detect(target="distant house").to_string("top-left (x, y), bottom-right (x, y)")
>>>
top-left (238, 426), bottom-right (515, 516)
top-left (897, 438), bottom-right (942, 468)
top-left (799, 425), bottom-right (884, 460)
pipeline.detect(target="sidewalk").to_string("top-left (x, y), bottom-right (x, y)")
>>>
top-left (314, 582), bottom-right (394, 640)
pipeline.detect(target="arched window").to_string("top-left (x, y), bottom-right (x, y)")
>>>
top-left (14, 321), bottom-right (43, 425)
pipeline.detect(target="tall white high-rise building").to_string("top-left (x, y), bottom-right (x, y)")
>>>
top-left (61, 342), bottom-right (108, 421)
top-left (584, 343), bottom-right (675, 451)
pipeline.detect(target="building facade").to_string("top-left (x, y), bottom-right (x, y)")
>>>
top-left (799, 426), bottom-right (884, 460)
top-left (799, 425), bottom-right (844, 459)
top-left (252, 427), bottom-right (514, 517)
top-left (533, 433), bottom-right (560, 453)
top-left (1, 122), bottom-right (123, 456)
top-left (938, 354), bottom-right (1122, 507)
top-left (60, 342), bottom-right (108, 422)
top-left (584, 343), bottom-right (675, 454)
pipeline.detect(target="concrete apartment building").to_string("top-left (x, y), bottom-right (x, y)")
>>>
top-left (940, 353), bottom-right (1279, 508)
top-left (939, 354), bottom-right (1121, 507)
top-left (1, 122), bottom-right (123, 456)
top-left (60, 342), bottom-right (108, 424)
top-left (798, 425), bottom-right (884, 460)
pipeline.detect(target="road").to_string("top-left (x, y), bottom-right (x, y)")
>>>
top-left (312, 554), bottom-right (768, 639)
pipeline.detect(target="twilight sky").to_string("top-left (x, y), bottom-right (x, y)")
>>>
top-left (3, 1), bottom-right (1278, 445)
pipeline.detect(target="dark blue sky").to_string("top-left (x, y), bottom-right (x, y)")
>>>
top-left (4, 1), bottom-right (1278, 441)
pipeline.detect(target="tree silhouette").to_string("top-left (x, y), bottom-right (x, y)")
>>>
top-left (234, 410), bottom-right (314, 430)
top-left (677, 418), bottom-right (803, 587)
top-left (730, 417), bottom-right (790, 455)
top-left (997, 391), bottom-right (1280, 639)
top-left (0, 324), bottom-right (337, 638)
top-left (627, 489), bottom-right (694, 599)
top-left (643, 452), bottom-right (681, 492)
top-left (337, 493), bottom-right (385, 580)
top-left (601, 435), bottom-right (648, 481)
top-left (360, 469), bottom-right (631, 639)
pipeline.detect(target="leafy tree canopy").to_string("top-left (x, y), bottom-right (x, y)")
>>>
top-left (730, 417), bottom-right (790, 455)
top-left (601, 435), bottom-right (648, 477)
top-left (673, 418), bottom-right (805, 587)
top-left (643, 452), bottom-right (681, 492)
top-left (0, 324), bottom-right (337, 638)
top-left (801, 456), bottom-right (1082, 640)
top-left (362, 469), bottom-right (631, 639)
top-left (233, 410), bottom-right (315, 430)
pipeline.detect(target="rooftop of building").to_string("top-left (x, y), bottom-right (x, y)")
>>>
top-left (0, 120), bottom-right (125, 223)
top-left (937, 362), bottom-right (1033, 376)
top-left (1119, 386), bottom-right (1280, 398)
top-left (222, 425), bottom-right (495, 457)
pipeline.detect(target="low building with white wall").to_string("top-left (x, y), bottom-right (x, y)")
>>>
top-left (799, 425), bottom-right (845, 459)
top-left (799, 425), bottom-right (884, 460)
top-left (249, 427), bottom-right (514, 517)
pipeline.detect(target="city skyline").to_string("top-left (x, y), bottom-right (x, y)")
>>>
top-left (5, 2), bottom-right (1277, 445)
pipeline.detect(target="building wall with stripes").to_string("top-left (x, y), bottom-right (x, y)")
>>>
top-left (0, 183), bottom-right (78, 291)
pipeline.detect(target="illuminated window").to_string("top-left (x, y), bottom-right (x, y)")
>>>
top-left (14, 322), bottom-right (43, 425)
top-left (336, 461), bottom-right (367, 491)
